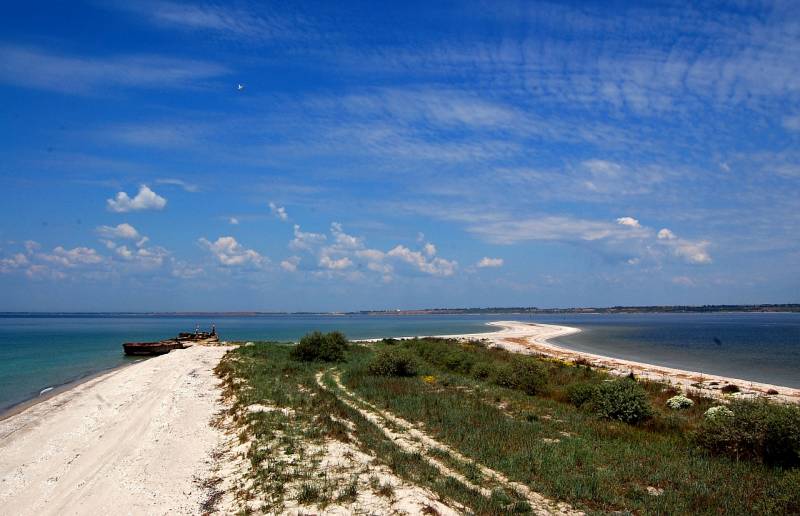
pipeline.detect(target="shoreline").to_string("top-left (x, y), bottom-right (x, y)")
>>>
top-left (445, 321), bottom-right (800, 403)
top-left (0, 359), bottom-right (145, 424)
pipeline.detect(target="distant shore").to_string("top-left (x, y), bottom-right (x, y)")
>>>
top-left (443, 321), bottom-right (800, 403)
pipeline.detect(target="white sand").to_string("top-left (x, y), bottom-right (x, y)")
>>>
top-left (448, 321), bottom-right (800, 403)
top-left (0, 345), bottom-right (231, 516)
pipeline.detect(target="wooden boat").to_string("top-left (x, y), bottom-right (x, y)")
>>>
top-left (123, 340), bottom-right (184, 356)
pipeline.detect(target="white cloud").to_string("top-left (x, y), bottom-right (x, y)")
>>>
top-left (38, 246), bottom-right (105, 267)
top-left (330, 222), bottom-right (361, 248)
top-left (423, 242), bottom-right (437, 256)
top-left (658, 228), bottom-right (677, 240)
top-left (673, 240), bottom-right (712, 264)
top-left (672, 275), bottom-right (695, 286)
top-left (656, 228), bottom-right (712, 264)
top-left (280, 256), bottom-right (300, 272)
top-left (96, 223), bottom-right (141, 240)
top-left (355, 249), bottom-right (385, 261)
top-left (229, 217), bottom-right (239, 225)
top-left (269, 202), bottom-right (289, 221)
top-left (170, 259), bottom-right (204, 279)
top-left (107, 185), bottom-right (167, 212)
top-left (616, 217), bottom-right (641, 228)
top-left (290, 224), bottom-right (326, 251)
top-left (387, 245), bottom-right (457, 276)
top-left (476, 257), bottom-right (504, 268)
top-left (319, 254), bottom-right (353, 270)
top-left (199, 236), bottom-right (265, 267)
top-left (0, 253), bottom-right (28, 273)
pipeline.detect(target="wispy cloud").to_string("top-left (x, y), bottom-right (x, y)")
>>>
top-left (476, 257), bottom-right (504, 268)
top-left (155, 178), bottom-right (200, 192)
top-left (268, 201), bottom-right (289, 221)
top-left (118, 1), bottom-right (300, 40)
top-left (0, 45), bottom-right (228, 95)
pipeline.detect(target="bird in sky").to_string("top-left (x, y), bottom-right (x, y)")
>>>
top-left (237, 84), bottom-right (245, 91)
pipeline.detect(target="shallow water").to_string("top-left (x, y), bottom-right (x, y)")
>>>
top-left (0, 312), bottom-right (798, 413)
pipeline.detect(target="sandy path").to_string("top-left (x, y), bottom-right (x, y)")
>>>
top-left (0, 345), bottom-right (231, 516)
top-left (457, 321), bottom-right (800, 403)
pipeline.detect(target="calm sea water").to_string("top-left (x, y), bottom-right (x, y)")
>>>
top-left (0, 312), bottom-right (798, 413)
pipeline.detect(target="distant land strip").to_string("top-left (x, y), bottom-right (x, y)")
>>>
top-left (0, 304), bottom-right (798, 316)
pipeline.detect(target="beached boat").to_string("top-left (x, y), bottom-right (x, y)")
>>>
top-left (122, 325), bottom-right (219, 355)
top-left (123, 340), bottom-right (184, 356)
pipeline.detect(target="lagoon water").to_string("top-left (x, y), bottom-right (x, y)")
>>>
top-left (1, 312), bottom-right (798, 413)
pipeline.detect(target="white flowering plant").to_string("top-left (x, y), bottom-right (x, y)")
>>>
top-left (704, 405), bottom-right (734, 420)
top-left (666, 395), bottom-right (694, 410)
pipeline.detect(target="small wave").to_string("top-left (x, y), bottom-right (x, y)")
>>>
top-left (39, 387), bottom-right (54, 395)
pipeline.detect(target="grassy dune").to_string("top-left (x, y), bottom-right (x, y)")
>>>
top-left (216, 337), bottom-right (800, 514)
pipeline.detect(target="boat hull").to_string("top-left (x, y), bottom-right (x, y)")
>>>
top-left (123, 340), bottom-right (184, 356)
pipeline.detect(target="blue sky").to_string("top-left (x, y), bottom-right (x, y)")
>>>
top-left (1, 0), bottom-right (798, 311)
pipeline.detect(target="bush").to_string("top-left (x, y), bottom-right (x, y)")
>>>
top-left (492, 358), bottom-right (547, 395)
top-left (666, 394), bottom-right (694, 410)
top-left (567, 382), bottom-right (597, 408)
top-left (368, 348), bottom-right (418, 377)
top-left (695, 400), bottom-right (800, 467)
top-left (721, 384), bottom-right (740, 394)
top-left (589, 379), bottom-right (653, 424)
top-left (472, 362), bottom-right (493, 380)
top-left (290, 331), bottom-right (348, 362)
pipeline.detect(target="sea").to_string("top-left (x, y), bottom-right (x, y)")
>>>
top-left (0, 312), bottom-right (798, 414)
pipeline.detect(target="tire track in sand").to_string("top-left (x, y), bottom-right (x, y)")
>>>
top-left (316, 370), bottom-right (582, 516)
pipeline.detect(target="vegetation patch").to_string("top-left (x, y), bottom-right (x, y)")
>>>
top-left (695, 399), bottom-right (800, 467)
top-left (368, 348), bottom-right (419, 377)
top-left (215, 332), bottom-right (800, 515)
top-left (289, 330), bottom-right (348, 362)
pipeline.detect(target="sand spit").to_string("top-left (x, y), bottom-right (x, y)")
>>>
top-left (450, 321), bottom-right (800, 404)
top-left (0, 345), bottom-right (231, 516)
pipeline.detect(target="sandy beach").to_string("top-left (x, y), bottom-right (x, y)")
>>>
top-left (454, 321), bottom-right (800, 404)
top-left (0, 345), bottom-right (230, 516)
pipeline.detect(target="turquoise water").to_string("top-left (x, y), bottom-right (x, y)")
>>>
top-left (0, 314), bottom-right (500, 413)
top-left (0, 312), bottom-right (798, 413)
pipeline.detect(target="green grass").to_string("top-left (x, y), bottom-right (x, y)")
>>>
top-left (218, 338), bottom-right (800, 515)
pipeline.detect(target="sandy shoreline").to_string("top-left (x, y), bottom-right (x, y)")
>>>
top-left (0, 345), bottom-right (231, 515)
top-left (447, 321), bottom-right (800, 403)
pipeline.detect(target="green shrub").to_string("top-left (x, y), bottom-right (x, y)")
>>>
top-left (695, 400), bottom-right (800, 467)
top-left (368, 348), bottom-right (418, 377)
top-left (589, 379), bottom-right (653, 424)
top-left (289, 331), bottom-right (348, 362)
top-left (492, 358), bottom-right (547, 395)
top-left (567, 382), bottom-right (597, 408)
top-left (472, 362), bottom-right (493, 380)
